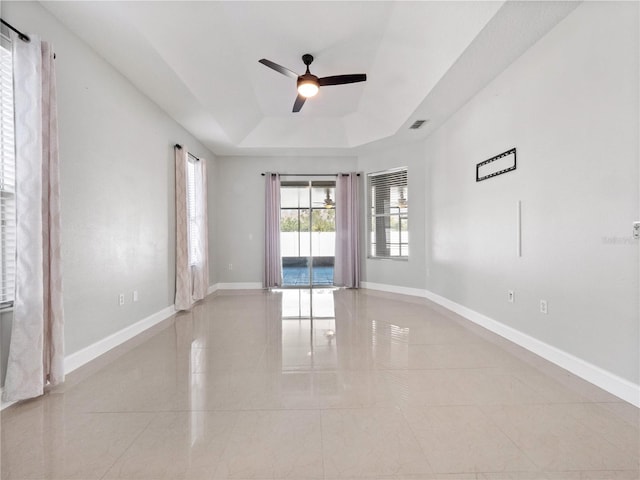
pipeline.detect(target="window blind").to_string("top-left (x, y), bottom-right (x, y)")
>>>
top-left (0, 32), bottom-right (16, 307)
top-left (368, 167), bottom-right (409, 258)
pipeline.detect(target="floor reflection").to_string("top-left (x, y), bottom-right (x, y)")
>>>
top-left (278, 288), bottom-right (336, 318)
top-left (3, 289), bottom-right (636, 480)
top-left (273, 288), bottom-right (338, 372)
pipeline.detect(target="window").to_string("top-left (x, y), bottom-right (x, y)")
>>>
top-left (187, 157), bottom-right (202, 266)
top-left (0, 30), bottom-right (16, 308)
top-left (368, 167), bottom-right (408, 259)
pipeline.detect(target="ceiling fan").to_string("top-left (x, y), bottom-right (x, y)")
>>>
top-left (311, 189), bottom-right (336, 209)
top-left (259, 54), bottom-right (367, 112)
top-left (322, 189), bottom-right (335, 209)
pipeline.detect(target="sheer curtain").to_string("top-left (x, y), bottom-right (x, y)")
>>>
top-left (263, 173), bottom-right (282, 288)
top-left (334, 173), bottom-right (361, 288)
top-left (3, 35), bottom-right (65, 402)
top-left (174, 145), bottom-right (209, 311)
top-left (190, 155), bottom-right (209, 301)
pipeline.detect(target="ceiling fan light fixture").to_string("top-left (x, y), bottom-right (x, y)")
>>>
top-left (297, 79), bottom-right (319, 98)
top-left (398, 188), bottom-right (408, 208)
top-left (323, 188), bottom-right (335, 208)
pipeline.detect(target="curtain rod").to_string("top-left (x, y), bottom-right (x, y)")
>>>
top-left (261, 173), bottom-right (360, 177)
top-left (174, 144), bottom-right (200, 161)
top-left (0, 18), bottom-right (30, 42)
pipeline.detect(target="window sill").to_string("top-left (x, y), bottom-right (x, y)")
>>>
top-left (366, 256), bottom-right (409, 262)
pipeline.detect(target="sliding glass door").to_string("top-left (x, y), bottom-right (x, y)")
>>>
top-left (280, 181), bottom-right (335, 287)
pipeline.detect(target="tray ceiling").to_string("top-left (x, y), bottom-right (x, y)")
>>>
top-left (41, 1), bottom-right (579, 156)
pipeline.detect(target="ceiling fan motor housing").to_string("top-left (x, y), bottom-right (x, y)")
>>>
top-left (299, 54), bottom-right (318, 90)
top-left (302, 54), bottom-right (314, 67)
top-left (297, 73), bottom-right (319, 87)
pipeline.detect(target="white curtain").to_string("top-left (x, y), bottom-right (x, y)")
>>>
top-left (334, 173), bottom-right (361, 288)
top-left (3, 35), bottom-right (65, 402)
top-left (190, 154), bottom-right (209, 301)
top-left (174, 146), bottom-right (209, 311)
top-left (263, 173), bottom-right (282, 288)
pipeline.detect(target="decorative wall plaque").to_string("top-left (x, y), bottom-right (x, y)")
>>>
top-left (476, 148), bottom-right (516, 182)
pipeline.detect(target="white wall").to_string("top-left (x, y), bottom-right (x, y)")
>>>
top-left (357, 141), bottom-right (428, 290)
top-left (212, 156), bottom-right (357, 284)
top-left (423, 1), bottom-right (638, 384)
top-left (1, 2), bottom-right (217, 383)
top-left (2, 0), bottom-right (636, 401)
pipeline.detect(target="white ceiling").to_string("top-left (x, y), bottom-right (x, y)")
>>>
top-left (41, 1), bottom-right (579, 156)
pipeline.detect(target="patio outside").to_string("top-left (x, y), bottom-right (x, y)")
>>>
top-left (281, 208), bottom-right (335, 287)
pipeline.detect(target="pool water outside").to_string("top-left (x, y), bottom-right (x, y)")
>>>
top-left (282, 266), bottom-right (334, 286)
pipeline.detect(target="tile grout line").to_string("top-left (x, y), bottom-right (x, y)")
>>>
top-left (319, 409), bottom-right (327, 480)
top-left (97, 411), bottom-right (158, 480)
top-left (397, 404), bottom-right (437, 477)
top-left (478, 403), bottom-right (549, 476)
top-left (209, 409), bottom-right (242, 480)
top-left (561, 402), bottom-right (640, 457)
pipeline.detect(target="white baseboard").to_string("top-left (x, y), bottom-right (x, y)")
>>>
top-left (362, 281), bottom-right (640, 408)
top-left (63, 285), bottom-right (244, 377)
top-left (5, 283), bottom-right (637, 409)
top-left (361, 281), bottom-right (429, 299)
top-left (214, 282), bottom-right (263, 290)
top-left (6, 283), bottom-right (259, 399)
top-left (2, 304), bottom-right (176, 410)
top-left (64, 305), bottom-right (175, 375)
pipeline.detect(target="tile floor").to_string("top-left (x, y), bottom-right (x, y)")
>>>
top-left (1, 289), bottom-right (638, 480)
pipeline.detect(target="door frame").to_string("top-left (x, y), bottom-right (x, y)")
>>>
top-left (280, 179), bottom-right (336, 289)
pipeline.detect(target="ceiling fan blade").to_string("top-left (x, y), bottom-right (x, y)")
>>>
top-left (318, 74), bottom-right (367, 87)
top-left (292, 94), bottom-right (306, 112)
top-left (259, 59), bottom-right (298, 79)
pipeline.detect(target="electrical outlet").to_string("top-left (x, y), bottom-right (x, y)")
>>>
top-left (119, 293), bottom-right (125, 306)
top-left (228, 263), bottom-right (233, 270)
top-left (508, 290), bottom-right (515, 303)
top-left (540, 300), bottom-right (548, 314)
top-left (133, 290), bottom-right (138, 302)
